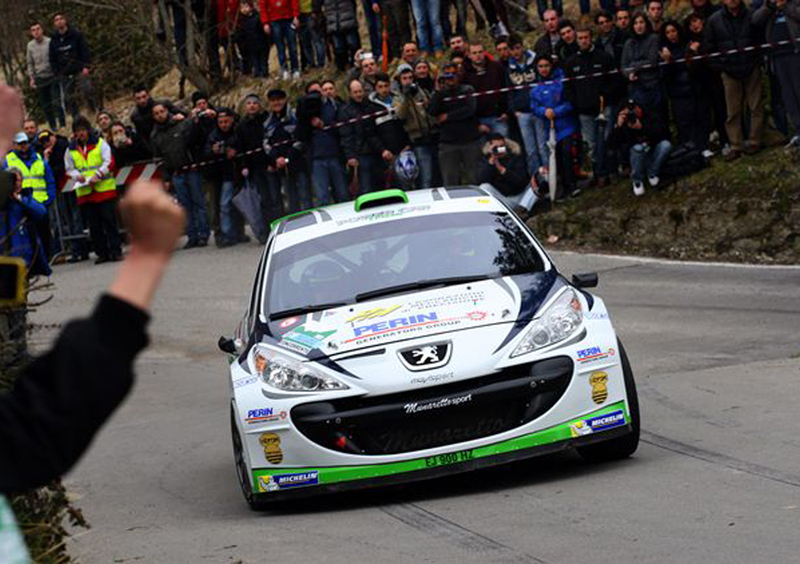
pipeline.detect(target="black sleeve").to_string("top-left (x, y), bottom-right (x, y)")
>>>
top-left (0, 295), bottom-right (149, 493)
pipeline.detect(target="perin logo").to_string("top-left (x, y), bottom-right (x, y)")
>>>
top-left (245, 408), bottom-right (287, 424)
top-left (576, 346), bottom-right (615, 363)
top-left (354, 312), bottom-right (439, 337)
top-left (404, 393), bottom-right (472, 414)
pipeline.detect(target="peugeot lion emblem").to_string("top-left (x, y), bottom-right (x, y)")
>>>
top-left (399, 342), bottom-right (452, 371)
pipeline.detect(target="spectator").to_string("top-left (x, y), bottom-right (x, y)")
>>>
top-left (686, 13), bottom-right (728, 154)
top-left (495, 37), bottom-right (511, 70)
top-left (610, 100), bottom-right (672, 195)
top-left (384, 0), bottom-right (413, 59)
top-left (237, 1), bottom-right (270, 77)
top-left (621, 13), bottom-right (661, 109)
top-left (362, 0), bottom-right (383, 56)
top-left (236, 93), bottom-right (282, 234)
top-left (414, 59), bottom-right (437, 93)
top-left (647, 0), bottom-right (665, 33)
top-left (596, 10), bottom-right (629, 63)
top-left (0, 168), bottom-right (51, 276)
top-left (659, 21), bottom-right (709, 151)
top-left (297, 81), bottom-right (349, 204)
top-left (204, 108), bottom-right (242, 247)
top-left (441, 1), bottom-right (469, 41)
top-left (128, 85), bottom-right (180, 145)
top-left (411, 0), bottom-right (445, 55)
top-left (370, 72), bottom-right (412, 185)
top-left (616, 9), bottom-right (632, 32)
top-left (534, 10), bottom-right (562, 61)
top-left (536, 0), bottom-right (563, 21)
top-left (323, 0), bottom-right (359, 71)
top-left (264, 89), bottom-right (312, 212)
top-left (565, 27), bottom-right (615, 185)
top-left (49, 13), bottom-right (92, 119)
top-left (477, 133), bottom-right (530, 203)
top-left (109, 121), bottom-right (151, 169)
top-left (462, 43), bottom-right (510, 138)
top-left (150, 103), bottom-right (210, 248)
top-left (530, 55), bottom-right (578, 198)
top-left (451, 51), bottom-right (467, 75)
top-left (754, 0), bottom-right (800, 147)
top-left (340, 79), bottom-right (388, 194)
top-left (396, 65), bottom-right (440, 188)
top-left (309, 0), bottom-right (328, 67)
top-left (215, 0), bottom-right (242, 74)
top-left (427, 62), bottom-right (482, 185)
top-left (556, 20), bottom-right (579, 63)
top-left (260, 0), bottom-right (301, 80)
top-left (3, 131), bottom-right (57, 261)
top-left (449, 34), bottom-right (468, 56)
top-left (96, 110), bottom-right (114, 143)
top-left (683, 0), bottom-right (721, 29)
top-left (64, 117), bottom-right (122, 263)
top-left (22, 118), bottom-right (43, 155)
top-left (704, 0), bottom-right (764, 159)
top-left (27, 22), bottom-right (65, 131)
top-left (349, 53), bottom-right (380, 94)
top-left (297, 0), bottom-right (321, 69)
top-left (507, 36), bottom-right (542, 172)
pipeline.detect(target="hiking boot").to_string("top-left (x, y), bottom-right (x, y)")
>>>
top-left (743, 144), bottom-right (761, 156)
top-left (724, 150), bottom-right (741, 162)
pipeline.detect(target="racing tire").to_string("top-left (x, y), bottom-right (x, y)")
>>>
top-left (231, 405), bottom-right (269, 511)
top-left (576, 339), bottom-right (640, 462)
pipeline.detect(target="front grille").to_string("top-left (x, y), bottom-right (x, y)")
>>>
top-left (291, 356), bottom-right (574, 455)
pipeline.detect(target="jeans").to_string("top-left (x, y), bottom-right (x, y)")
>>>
top-left (59, 75), bottom-right (80, 119)
top-left (219, 180), bottom-right (236, 243)
top-left (479, 116), bottom-right (510, 139)
top-left (411, 0), bottom-right (444, 53)
top-left (331, 30), bottom-right (360, 71)
top-left (172, 170), bottom-right (210, 242)
top-left (298, 14), bottom-right (320, 68)
top-left (630, 140), bottom-right (672, 182)
top-left (767, 63), bottom-right (789, 137)
top-left (441, 0), bottom-right (468, 40)
top-left (439, 141), bottom-right (482, 185)
top-left (578, 111), bottom-right (610, 178)
top-left (773, 53), bottom-right (800, 133)
top-left (357, 154), bottom-right (384, 194)
top-left (536, 0), bottom-right (563, 18)
top-left (533, 118), bottom-right (550, 170)
top-left (515, 111), bottom-right (543, 173)
top-left (36, 77), bottom-right (65, 129)
top-left (362, 0), bottom-right (382, 53)
top-left (413, 144), bottom-right (438, 189)
top-left (579, 0), bottom-right (591, 14)
top-left (271, 18), bottom-right (298, 72)
top-left (273, 169), bottom-right (312, 213)
top-left (629, 83), bottom-right (662, 110)
top-left (312, 157), bottom-right (349, 204)
top-left (249, 167), bottom-right (283, 225)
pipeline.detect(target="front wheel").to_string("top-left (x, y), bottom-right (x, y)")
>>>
top-left (576, 339), bottom-right (640, 462)
top-left (231, 405), bottom-right (268, 510)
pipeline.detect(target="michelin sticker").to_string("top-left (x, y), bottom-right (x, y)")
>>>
top-left (569, 409), bottom-right (626, 437)
top-left (257, 471), bottom-right (319, 492)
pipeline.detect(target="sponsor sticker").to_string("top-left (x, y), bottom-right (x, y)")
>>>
top-left (346, 305), bottom-right (401, 323)
top-left (425, 449), bottom-right (475, 468)
top-left (258, 471), bottom-right (319, 492)
top-left (589, 371), bottom-right (609, 404)
top-left (233, 375), bottom-right (259, 389)
top-left (279, 317), bottom-right (300, 329)
top-left (410, 372), bottom-right (455, 385)
top-left (259, 432), bottom-right (283, 464)
top-left (335, 205), bottom-right (431, 226)
top-left (281, 324), bottom-right (337, 354)
top-left (404, 291), bottom-right (486, 310)
top-left (245, 408), bottom-right (288, 424)
top-left (352, 312), bottom-right (440, 338)
top-left (576, 346), bottom-right (616, 364)
top-left (569, 409), bottom-right (626, 437)
top-left (404, 393), bottom-right (472, 414)
top-left (584, 312), bottom-right (610, 320)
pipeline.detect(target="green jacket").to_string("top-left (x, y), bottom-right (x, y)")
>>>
top-left (395, 87), bottom-right (439, 146)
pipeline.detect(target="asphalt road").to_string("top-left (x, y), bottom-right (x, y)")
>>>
top-left (30, 244), bottom-right (800, 564)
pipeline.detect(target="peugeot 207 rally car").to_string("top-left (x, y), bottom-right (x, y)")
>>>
top-left (220, 187), bottom-right (640, 509)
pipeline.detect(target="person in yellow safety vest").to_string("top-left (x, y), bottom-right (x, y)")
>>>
top-left (64, 116), bottom-right (122, 265)
top-left (2, 131), bottom-right (56, 261)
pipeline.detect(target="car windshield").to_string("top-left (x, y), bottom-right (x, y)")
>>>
top-left (265, 211), bottom-right (546, 316)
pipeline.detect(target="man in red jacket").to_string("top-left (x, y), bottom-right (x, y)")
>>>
top-left (259, 0), bottom-right (300, 80)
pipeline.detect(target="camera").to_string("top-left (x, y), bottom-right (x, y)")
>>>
top-left (491, 145), bottom-right (508, 156)
top-left (404, 83), bottom-right (418, 95)
top-left (625, 100), bottom-right (639, 126)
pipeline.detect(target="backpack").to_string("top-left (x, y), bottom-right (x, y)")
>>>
top-left (659, 142), bottom-right (707, 179)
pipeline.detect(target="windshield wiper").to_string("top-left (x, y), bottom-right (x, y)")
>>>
top-left (268, 302), bottom-right (349, 321)
top-left (355, 275), bottom-right (493, 303)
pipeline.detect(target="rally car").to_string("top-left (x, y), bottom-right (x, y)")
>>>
top-left (219, 187), bottom-right (640, 509)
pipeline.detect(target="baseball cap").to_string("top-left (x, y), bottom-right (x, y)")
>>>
top-left (395, 63), bottom-right (413, 76)
top-left (13, 132), bottom-right (28, 144)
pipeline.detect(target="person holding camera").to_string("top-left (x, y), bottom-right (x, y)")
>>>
top-left (0, 167), bottom-right (52, 277)
top-left (204, 108), bottom-right (242, 248)
top-left (610, 100), bottom-right (672, 196)
top-left (396, 64), bottom-right (440, 189)
top-left (477, 133), bottom-right (530, 208)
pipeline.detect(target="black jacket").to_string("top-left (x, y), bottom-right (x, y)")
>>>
top-left (204, 126), bottom-right (239, 181)
top-left (263, 106), bottom-right (307, 172)
top-left (476, 139), bottom-right (529, 196)
top-left (129, 99), bottom-right (181, 145)
top-left (462, 58), bottom-right (510, 119)
top-left (339, 98), bottom-right (385, 159)
top-left (564, 46), bottom-right (615, 115)
top-left (150, 117), bottom-right (203, 179)
top-left (609, 105), bottom-right (670, 148)
top-left (534, 32), bottom-right (561, 62)
top-left (703, 5), bottom-right (762, 79)
top-left (0, 296), bottom-right (148, 493)
top-left (110, 128), bottom-right (152, 168)
top-left (236, 112), bottom-right (269, 168)
top-left (48, 26), bottom-right (90, 77)
top-left (427, 84), bottom-right (481, 145)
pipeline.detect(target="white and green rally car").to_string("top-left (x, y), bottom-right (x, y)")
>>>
top-left (220, 186), bottom-right (640, 509)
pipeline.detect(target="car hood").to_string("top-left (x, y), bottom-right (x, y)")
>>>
top-left (262, 270), bottom-right (558, 360)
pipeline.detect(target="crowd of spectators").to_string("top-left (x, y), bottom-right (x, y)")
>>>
top-left (9, 0), bottom-right (800, 267)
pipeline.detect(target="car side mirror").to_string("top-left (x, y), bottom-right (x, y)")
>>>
top-left (572, 272), bottom-right (598, 288)
top-left (218, 336), bottom-right (237, 354)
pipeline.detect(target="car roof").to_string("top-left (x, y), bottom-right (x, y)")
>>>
top-left (270, 186), bottom-right (509, 250)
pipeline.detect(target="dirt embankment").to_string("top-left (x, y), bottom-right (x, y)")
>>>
top-left (527, 147), bottom-right (800, 264)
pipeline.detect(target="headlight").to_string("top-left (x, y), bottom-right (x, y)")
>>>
top-left (249, 346), bottom-right (349, 392)
top-left (511, 289), bottom-right (583, 358)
